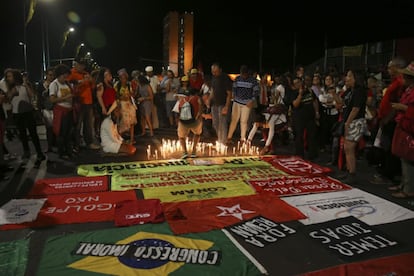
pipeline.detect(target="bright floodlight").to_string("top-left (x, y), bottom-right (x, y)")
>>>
top-left (69, 27), bottom-right (75, 32)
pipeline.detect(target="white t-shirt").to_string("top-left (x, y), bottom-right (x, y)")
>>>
top-left (49, 79), bottom-right (72, 108)
top-left (147, 75), bottom-right (160, 95)
top-left (11, 85), bottom-right (31, 114)
top-left (100, 116), bottom-right (123, 153)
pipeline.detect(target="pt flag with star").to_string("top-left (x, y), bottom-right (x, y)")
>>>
top-left (37, 222), bottom-right (264, 276)
top-left (162, 193), bottom-right (307, 235)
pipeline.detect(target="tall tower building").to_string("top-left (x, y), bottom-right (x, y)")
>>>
top-left (163, 11), bottom-right (194, 76)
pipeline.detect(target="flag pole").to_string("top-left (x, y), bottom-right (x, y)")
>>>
top-left (23, 0), bottom-right (28, 72)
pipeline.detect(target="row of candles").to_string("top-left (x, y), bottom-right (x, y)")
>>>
top-left (146, 139), bottom-right (260, 160)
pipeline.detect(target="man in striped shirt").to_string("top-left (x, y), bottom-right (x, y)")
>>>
top-left (227, 65), bottom-right (259, 144)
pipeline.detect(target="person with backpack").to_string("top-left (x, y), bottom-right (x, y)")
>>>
top-left (173, 78), bottom-right (202, 159)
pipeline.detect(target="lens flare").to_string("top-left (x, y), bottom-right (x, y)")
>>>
top-left (67, 11), bottom-right (81, 23)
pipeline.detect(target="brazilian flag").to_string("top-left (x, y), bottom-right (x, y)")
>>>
top-left (0, 239), bottom-right (29, 276)
top-left (37, 223), bottom-right (264, 275)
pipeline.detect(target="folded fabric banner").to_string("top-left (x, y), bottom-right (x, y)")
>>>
top-left (0, 198), bottom-right (46, 225)
top-left (281, 188), bottom-right (414, 225)
top-left (114, 199), bottom-right (165, 227)
top-left (28, 175), bottom-right (109, 196)
top-left (0, 239), bottom-right (29, 276)
top-left (163, 193), bottom-right (306, 234)
top-left (1, 191), bottom-right (138, 230)
top-left (143, 180), bottom-right (256, 203)
top-left (261, 156), bottom-right (332, 176)
top-left (300, 252), bottom-right (414, 276)
top-left (302, 216), bottom-right (401, 261)
top-left (37, 223), bottom-right (264, 276)
top-left (248, 176), bottom-right (351, 197)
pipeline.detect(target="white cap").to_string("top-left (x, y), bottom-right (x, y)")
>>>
top-left (145, 66), bottom-right (153, 72)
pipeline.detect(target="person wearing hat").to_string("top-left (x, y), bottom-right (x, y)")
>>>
top-left (100, 103), bottom-right (136, 155)
top-left (387, 61), bottom-right (414, 198)
top-left (145, 66), bottom-right (160, 129)
top-left (189, 68), bottom-right (203, 91)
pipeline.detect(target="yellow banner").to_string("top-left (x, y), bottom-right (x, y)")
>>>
top-left (77, 157), bottom-right (270, 176)
top-left (343, 45), bottom-right (363, 56)
top-left (111, 164), bottom-right (285, 191)
top-left (143, 180), bottom-right (256, 203)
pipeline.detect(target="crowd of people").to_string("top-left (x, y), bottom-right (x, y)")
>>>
top-left (0, 57), bottom-right (413, 199)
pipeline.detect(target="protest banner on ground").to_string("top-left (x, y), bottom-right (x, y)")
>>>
top-left (302, 216), bottom-right (401, 261)
top-left (1, 191), bottom-right (139, 230)
top-left (281, 188), bottom-right (414, 225)
top-left (143, 180), bottom-right (256, 203)
top-left (37, 223), bottom-right (265, 276)
top-left (28, 176), bottom-right (109, 196)
top-left (77, 157), bottom-right (286, 191)
top-left (0, 199), bottom-right (46, 225)
top-left (261, 156), bottom-right (332, 176)
top-left (162, 194), bottom-right (306, 234)
top-left (0, 239), bottom-right (29, 276)
top-left (248, 176), bottom-right (351, 197)
top-left (300, 252), bottom-right (414, 276)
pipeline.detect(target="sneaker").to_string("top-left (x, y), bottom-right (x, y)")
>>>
top-left (181, 152), bottom-right (188, 159)
top-left (190, 153), bottom-right (197, 158)
top-left (369, 174), bottom-right (392, 185)
top-left (88, 143), bottom-right (101, 150)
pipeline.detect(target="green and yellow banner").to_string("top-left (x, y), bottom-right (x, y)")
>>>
top-left (77, 157), bottom-right (286, 191)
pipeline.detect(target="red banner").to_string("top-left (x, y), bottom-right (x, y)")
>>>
top-left (248, 176), bottom-right (351, 197)
top-left (29, 176), bottom-right (109, 196)
top-left (1, 191), bottom-right (137, 230)
top-left (162, 193), bottom-right (306, 235)
top-left (301, 252), bottom-right (414, 276)
top-left (261, 156), bottom-right (332, 176)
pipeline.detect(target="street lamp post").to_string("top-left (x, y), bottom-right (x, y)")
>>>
top-left (19, 42), bottom-right (28, 72)
top-left (60, 27), bottom-right (75, 63)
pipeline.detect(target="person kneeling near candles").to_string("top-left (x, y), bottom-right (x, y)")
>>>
top-left (173, 86), bottom-right (203, 159)
top-left (101, 102), bottom-right (136, 155)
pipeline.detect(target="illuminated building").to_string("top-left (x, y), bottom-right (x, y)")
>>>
top-left (163, 11), bottom-right (194, 76)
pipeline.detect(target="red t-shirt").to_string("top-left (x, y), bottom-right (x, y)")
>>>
top-left (378, 75), bottom-right (403, 119)
top-left (103, 86), bottom-right (116, 108)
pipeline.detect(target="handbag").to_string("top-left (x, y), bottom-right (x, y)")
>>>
top-left (331, 120), bottom-right (344, 137)
top-left (391, 125), bottom-right (414, 161)
top-left (18, 100), bottom-right (34, 113)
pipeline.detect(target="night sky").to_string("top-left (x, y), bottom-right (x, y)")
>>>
top-left (1, 0), bottom-right (414, 80)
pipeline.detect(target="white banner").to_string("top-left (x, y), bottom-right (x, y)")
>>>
top-left (281, 188), bottom-right (414, 225)
top-left (0, 198), bottom-right (47, 225)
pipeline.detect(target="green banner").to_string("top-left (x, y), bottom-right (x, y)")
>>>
top-left (78, 157), bottom-right (271, 175)
top-left (77, 157), bottom-right (286, 191)
top-left (37, 223), bottom-right (263, 275)
top-left (0, 239), bottom-right (29, 276)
